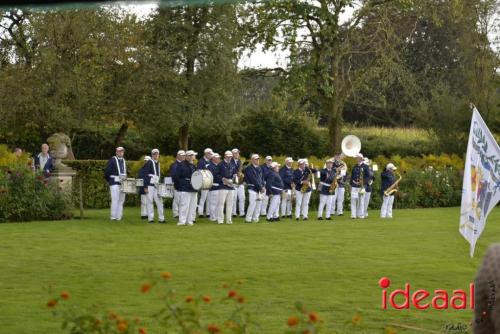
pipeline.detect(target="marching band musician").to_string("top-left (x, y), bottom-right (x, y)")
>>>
top-left (332, 154), bottom-right (347, 216)
top-left (170, 150), bottom-right (186, 218)
top-left (279, 157), bottom-right (295, 218)
top-left (317, 158), bottom-right (336, 221)
top-left (350, 153), bottom-right (369, 219)
top-left (216, 151), bottom-right (236, 224)
top-left (362, 157), bottom-right (375, 218)
top-left (260, 156), bottom-right (273, 216)
top-left (244, 154), bottom-right (265, 223)
top-left (266, 161), bottom-right (284, 222)
top-left (381, 163), bottom-right (398, 219)
top-left (104, 146), bottom-right (127, 221)
top-left (145, 148), bottom-right (165, 224)
top-left (231, 148), bottom-right (246, 218)
top-left (138, 155), bottom-right (151, 220)
top-left (293, 159), bottom-right (314, 221)
top-left (208, 153), bottom-right (222, 222)
top-left (197, 148), bottom-right (213, 218)
top-left (177, 150), bottom-right (198, 226)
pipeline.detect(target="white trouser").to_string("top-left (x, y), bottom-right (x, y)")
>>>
top-left (267, 194), bottom-right (281, 219)
top-left (363, 191), bottom-right (372, 217)
top-left (318, 194), bottom-right (335, 219)
top-left (295, 191), bottom-right (311, 219)
top-left (110, 185), bottom-right (126, 220)
top-left (232, 185), bottom-right (246, 216)
top-left (179, 191), bottom-right (197, 225)
top-left (260, 194), bottom-right (269, 215)
top-left (198, 189), bottom-right (209, 216)
top-left (140, 194), bottom-right (148, 216)
top-left (334, 187), bottom-right (345, 214)
top-left (147, 186), bottom-right (164, 221)
top-left (173, 190), bottom-right (179, 217)
top-left (281, 191), bottom-right (292, 216)
top-left (208, 190), bottom-right (219, 221)
top-left (350, 187), bottom-right (365, 218)
top-left (381, 195), bottom-right (395, 218)
top-left (246, 190), bottom-right (262, 223)
top-left (217, 189), bottom-right (234, 224)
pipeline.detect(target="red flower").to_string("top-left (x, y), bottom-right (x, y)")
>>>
top-left (202, 295), bottom-right (212, 303)
top-left (207, 324), bottom-right (221, 333)
top-left (237, 296), bottom-right (245, 304)
top-left (228, 290), bottom-right (237, 298)
top-left (308, 312), bottom-right (319, 323)
top-left (141, 283), bottom-right (151, 293)
top-left (60, 291), bottom-right (70, 300)
top-left (117, 321), bottom-right (128, 333)
top-left (185, 296), bottom-right (193, 303)
top-left (287, 316), bottom-right (298, 327)
top-left (47, 299), bottom-right (58, 308)
top-left (138, 328), bottom-right (147, 334)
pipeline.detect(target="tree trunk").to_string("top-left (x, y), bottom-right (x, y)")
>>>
top-left (178, 123), bottom-right (189, 150)
top-left (327, 101), bottom-right (343, 155)
top-left (114, 121), bottom-right (129, 148)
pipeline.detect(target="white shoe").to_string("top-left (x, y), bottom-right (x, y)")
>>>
top-left (218, 221), bottom-right (224, 224)
top-left (187, 222), bottom-right (194, 226)
top-left (227, 221), bottom-right (233, 225)
top-left (177, 222), bottom-right (186, 226)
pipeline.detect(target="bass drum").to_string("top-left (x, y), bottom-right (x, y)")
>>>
top-left (191, 170), bottom-right (213, 190)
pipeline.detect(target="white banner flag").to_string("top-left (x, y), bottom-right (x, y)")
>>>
top-left (459, 106), bottom-right (500, 257)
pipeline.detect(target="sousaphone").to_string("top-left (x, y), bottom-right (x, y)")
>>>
top-left (341, 135), bottom-right (361, 157)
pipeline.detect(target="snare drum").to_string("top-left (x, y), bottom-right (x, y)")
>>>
top-left (136, 178), bottom-right (144, 187)
top-left (121, 178), bottom-right (138, 194)
top-left (191, 170), bottom-right (213, 190)
top-left (157, 183), bottom-right (174, 198)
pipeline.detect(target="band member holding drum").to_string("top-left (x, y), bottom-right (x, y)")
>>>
top-left (177, 150), bottom-right (198, 226)
top-left (266, 162), bottom-right (284, 222)
top-left (362, 157), bottom-right (375, 218)
top-left (293, 159), bottom-right (314, 221)
top-left (317, 158), bottom-right (336, 220)
top-left (244, 154), bottom-right (265, 223)
top-left (145, 148), bottom-right (165, 223)
top-left (231, 148), bottom-right (245, 218)
top-left (350, 153), bottom-right (369, 219)
top-left (170, 150), bottom-right (185, 218)
top-left (138, 155), bottom-right (151, 220)
top-left (332, 154), bottom-right (347, 216)
top-left (104, 146), bottom-right (127, 221)
top-left (216, 151), bottom-right (236, 224)
top-left (197, 148), bottom-right (213, 218)
top-left (381, 163), bottom-right (398, 219)
top-left (208, 153), bottom-right (222, 222)
top-left (279, 157), bottom-right (294, 218)
top-left (260, 156), bottom-right (273, 216)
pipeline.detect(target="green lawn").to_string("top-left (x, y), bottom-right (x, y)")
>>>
top-left (0, 207), bottom-right (498, 334)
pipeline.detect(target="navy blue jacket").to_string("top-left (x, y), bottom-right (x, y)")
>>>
top-left (364, 166), bottom-right (375, 193)
top-left (266, 170), bottom-right (284, 195)
top-left (177, 161), bottom-right (196, 192)
top-left (170, 160), bottom-right (182, 190)
top-left (137, 162), bottom-right (149, 195)
top-left (319, 168), bottom-right (336, 195)
top-left (104, 156), bottom-right (127, 186)
top-left (217, 159), bottom-right (236, 190)
top-left (261, 164), bottom-right (271, 184)
top-left (231, 159), bottom-right (242, 172)
top-left (144, 159), bottom-right (160, 187)
top-left (244, 164), bottom-right (264, 193)
top-left (34, 153), bottom-right (55, 177)
top-left (208, 162), bottom-right (221, 191)
top-left (350, 163), bottom-right (369, 188)
top-left (381, 170), bottom-right (396, 196)
top-left (279, 166), bottom-right (294, 190)
top-left (293, 168), bottom-right (313, 193)
top-left (197, 157), bottom-right (211, 170)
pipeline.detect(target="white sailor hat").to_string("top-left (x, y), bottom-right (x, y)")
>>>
top-left (270, 162), bottom-right (280, 168)
top-left (326, 158), bottom-right (334, 163)
top-left (144, 155), bottom-right (151, 161)
top-left (224, 150), bottom-right (233, 157)
top-left (152, 148), bottom-right (160, 154)
top-left (298, 159), bottom-right (306, 164)
top-left (212, 153), bottom-right (221, 159)
top-left (265, 155), bottom-right (272, 161)
top-left (116, 146), bottom-right (125, 151)
top-left (204, 148), bottom-right (213, 154)
top-left (251, 154), bottom-right (260, 160)
top-left (363, 157), bottom-right (370, 165)
top-left (231, 148), bottom-right (240, 153)
top-left (177, 150), bottom-right (186, 156)
top-left (285, 157), bottom-right (293, 163)
top-left (355, 153), bottom-right (364, 159)
top-left (386, 163), bottom-right (397, 170)
top-left (186, 150), bottom-right (197, 156)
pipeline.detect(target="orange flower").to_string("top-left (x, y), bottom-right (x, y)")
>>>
top-left (117, 321), bottom-right (128, 333)
top-left (202, 295), bottom-right (212, 303)
top-left (185, 295), bottom-right (193, 303)
top-left (228, 290), bottom-right (237, 298)
top-left (138, 327), bottom-right (147, 334)
top-left (60, 291), bottom-right (70, 300)
top-left (352, 313), bottom-right (362, 326)
top-left (287, 316), bottom-right (299, 327)
top-left (237, 296), bottom-right (245, 304)
top-left (94, 319), bottom-right (101, 328)
top-left (160, 272), bottom-right (172, 280)
top-left (207, 324), bottom-right (221, 333)
top-left (47, 299), bottom-right (58, 308)
top-left (308, 312), bottom-right (319, 323)
top-left (141, 283), bottom-right (152, 293)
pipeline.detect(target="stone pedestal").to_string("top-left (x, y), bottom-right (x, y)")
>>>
top-left (47, 133), bottom-right (76, 195)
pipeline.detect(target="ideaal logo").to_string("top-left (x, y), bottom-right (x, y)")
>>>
top-left (378, 277), bottom-right (475, 310)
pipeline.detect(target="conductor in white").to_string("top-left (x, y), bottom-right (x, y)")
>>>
top-left (104, 146), bottom-right (127, 221)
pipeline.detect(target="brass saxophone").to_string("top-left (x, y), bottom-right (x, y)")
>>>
top-left (384, 171), bottom-right (402, 196)
top-left (300, 168), bottom-right (312, 193)
top-left (236, 160), bottom-right (244, 185)
top-left (329, 169), bottom-right (337, 194)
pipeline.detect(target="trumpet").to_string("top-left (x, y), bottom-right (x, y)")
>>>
top-left (384, 171), bottom-right (402, 196)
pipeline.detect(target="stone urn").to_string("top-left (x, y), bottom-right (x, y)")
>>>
top-left (47, 132), bottom-right (76, 193)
